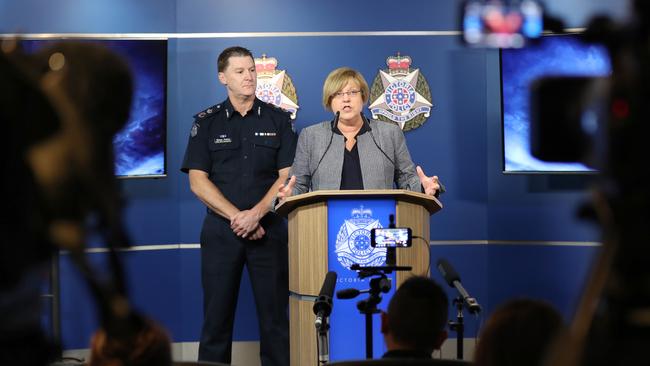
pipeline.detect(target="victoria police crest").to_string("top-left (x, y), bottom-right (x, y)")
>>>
top-left (254, 54), bottom-right (300, 119)
top-left (335, 206), bottom-right (386, 269)
top-left (369, 53), bottom-right (433, 131)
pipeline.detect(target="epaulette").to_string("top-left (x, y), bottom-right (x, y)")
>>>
top-left (193, 104), bottom-right (222, 120)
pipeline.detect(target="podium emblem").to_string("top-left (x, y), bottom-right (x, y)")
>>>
top-left (369, 53), bottom-right (433, 131)
top-left (334, 206), bottom-right (386, 269)
top-left (254, 54), bottom-right (300, 119)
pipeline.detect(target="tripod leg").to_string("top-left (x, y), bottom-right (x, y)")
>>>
top-left (366, 312), bottom-right (373, 359)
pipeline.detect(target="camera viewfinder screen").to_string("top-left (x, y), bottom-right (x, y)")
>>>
top-left (501, 34), bottom-right (610, 173)
top-left (372, 228), bottom-right (411, 248)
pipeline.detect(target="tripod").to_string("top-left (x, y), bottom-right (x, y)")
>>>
top-left (358, 274), bottom-right (390, 359)
top-left (337, 264), bottom-right (411, 359)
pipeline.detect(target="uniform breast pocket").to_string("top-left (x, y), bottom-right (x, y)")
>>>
top-left (252, 137), bottom-right (280, 171)
top-left (209, 139), bottom-right (240, 180)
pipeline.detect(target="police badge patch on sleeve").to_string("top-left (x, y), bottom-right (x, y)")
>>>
top-left (190, 122), bottom-right (199, 137)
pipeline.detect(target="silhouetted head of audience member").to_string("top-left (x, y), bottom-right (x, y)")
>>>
top-left (380, 276), bottom-right (449, 358)
top-left (89, 317), bottom-right (172, 366)
top-left (473, 298), bottom-right (565, 366)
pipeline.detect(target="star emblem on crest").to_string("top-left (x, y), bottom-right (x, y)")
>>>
top-left (335, 206), bottom-right (385, 269)
top-left (255, 54), bottom-right (300, 119)
top-left (369, 53), bottom-right (434, 131)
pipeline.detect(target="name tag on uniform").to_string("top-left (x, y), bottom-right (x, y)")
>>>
top-left (254, 132), bottom-right (277, 137)
top-left (214, 134), bottom-right (232, 144)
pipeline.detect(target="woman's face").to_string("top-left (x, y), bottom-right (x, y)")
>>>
top-left (330, 80), bottom-right (364, 123)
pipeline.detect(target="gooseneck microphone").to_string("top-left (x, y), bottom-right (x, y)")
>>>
top-left (436, 258), bottom-right (482, 314)
top-left (313, 271), bottom-right (338, 329)
top-left (364, 115), bottom-right (396, 168)
top-left (310, 112), bottom-right (339, 186)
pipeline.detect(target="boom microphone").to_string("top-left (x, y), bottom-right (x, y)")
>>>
top-left (437, 258), bottom-right (461, 286)
top-left (314, 271), bottom-right (337, 329)
top-left (436, 258), bottom-right (482, 314)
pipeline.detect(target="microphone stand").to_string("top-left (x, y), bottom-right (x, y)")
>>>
top-left (313, 271), bottom-right (337, 365)
top-left (357, 276), bottom-right (385, 359)
top-left (448, 296), bottom-right (465, 360)
top-left (316, 316), bottom-right (330, 364)
top-left (337, 264), bottom-right (410, 359)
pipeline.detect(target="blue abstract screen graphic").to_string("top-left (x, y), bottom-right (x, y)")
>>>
top-left (21, 39), bottom-right (167, 178)
top-left (501, 34), bottom-right (610, 172)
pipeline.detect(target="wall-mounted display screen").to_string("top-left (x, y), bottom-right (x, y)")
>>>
top-left (22, 39), bottom-right (167, 178)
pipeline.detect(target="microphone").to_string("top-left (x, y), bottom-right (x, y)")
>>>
top-left (336, 288), bottom-right (360, 299)
top-left (313, 271), bottom-right (337, 329)
top-left (436, 258), bottom-right (482, 314)
top-left (364, 114), bottom-right (396, 168)
top-left (310, 111), bottom-right (339, 185)
top-left (332, 110), bottom-right (341, 128)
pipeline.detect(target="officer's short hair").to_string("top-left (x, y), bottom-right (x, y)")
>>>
top-left (387, 276), bottom-right (448, 353)
top-left (322, 67), bottom-right (370, 111)
top-left (218, 46), bottom-right (254, 72)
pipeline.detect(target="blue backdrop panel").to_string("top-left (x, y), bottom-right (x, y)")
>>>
top-left (0, 0), bottom-right (177, 33)
top-left (486, 244), bottom-right (599, 319)
top-left (428, 244), bottom-right (488, 338)
top-left (60, 248), bottom-right (261, 347)
top-left (176, 0), bottom-right (459, 33)
top-left (178, 248), bottom-right (204, 342)
top-left (429, 243), bottom-right (598, 337)
top-left (59, 250), bottom-right (182, 349)
top-left (327, 198), bottom-right (395, 360)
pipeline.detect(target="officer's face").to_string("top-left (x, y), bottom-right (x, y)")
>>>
top-left (330, 80), bottom-right (364, 124)
top-left (218, 55), bottom-right (257, 99)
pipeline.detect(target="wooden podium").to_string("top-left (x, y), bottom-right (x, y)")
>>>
top-left (276, 190), bottom-right (442, 365)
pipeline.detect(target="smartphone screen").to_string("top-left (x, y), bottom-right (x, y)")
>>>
top-left (371, 228), bottom-right (412, 248)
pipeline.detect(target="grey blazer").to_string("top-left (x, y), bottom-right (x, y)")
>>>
top-left (289, 118), bottom-right (423, 195)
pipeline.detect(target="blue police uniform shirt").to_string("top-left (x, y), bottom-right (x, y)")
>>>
top-left (181, 97), bottom-right (297, 210)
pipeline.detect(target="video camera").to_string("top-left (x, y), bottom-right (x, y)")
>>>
top-left (461, 1), bottom-right (650, 364)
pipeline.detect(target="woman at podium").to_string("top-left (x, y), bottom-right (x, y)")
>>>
top-left (278, 67), bottom-right (443, 200)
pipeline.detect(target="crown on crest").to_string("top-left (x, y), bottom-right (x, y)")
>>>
top-left (386, 53), bottom-right (412, 75)
top-left (351, 206), bottom-right (373, 219)
top-left (255, 54), bottom-right (278, 77)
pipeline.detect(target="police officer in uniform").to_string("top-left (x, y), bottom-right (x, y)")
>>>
top-left (181, 46), bottom-right (296, 366)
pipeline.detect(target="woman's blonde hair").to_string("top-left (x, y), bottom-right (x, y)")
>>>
top-left (322, 67), bottom-right (370, 111)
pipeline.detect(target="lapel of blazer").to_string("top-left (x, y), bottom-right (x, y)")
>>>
top-left (319, 131), bottom-right (345, 190)
top-left (356, 133), bottom-right (375, 189)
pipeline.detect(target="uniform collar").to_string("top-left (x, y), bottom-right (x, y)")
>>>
top-left (223, 97), bottom-right (264, 120)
